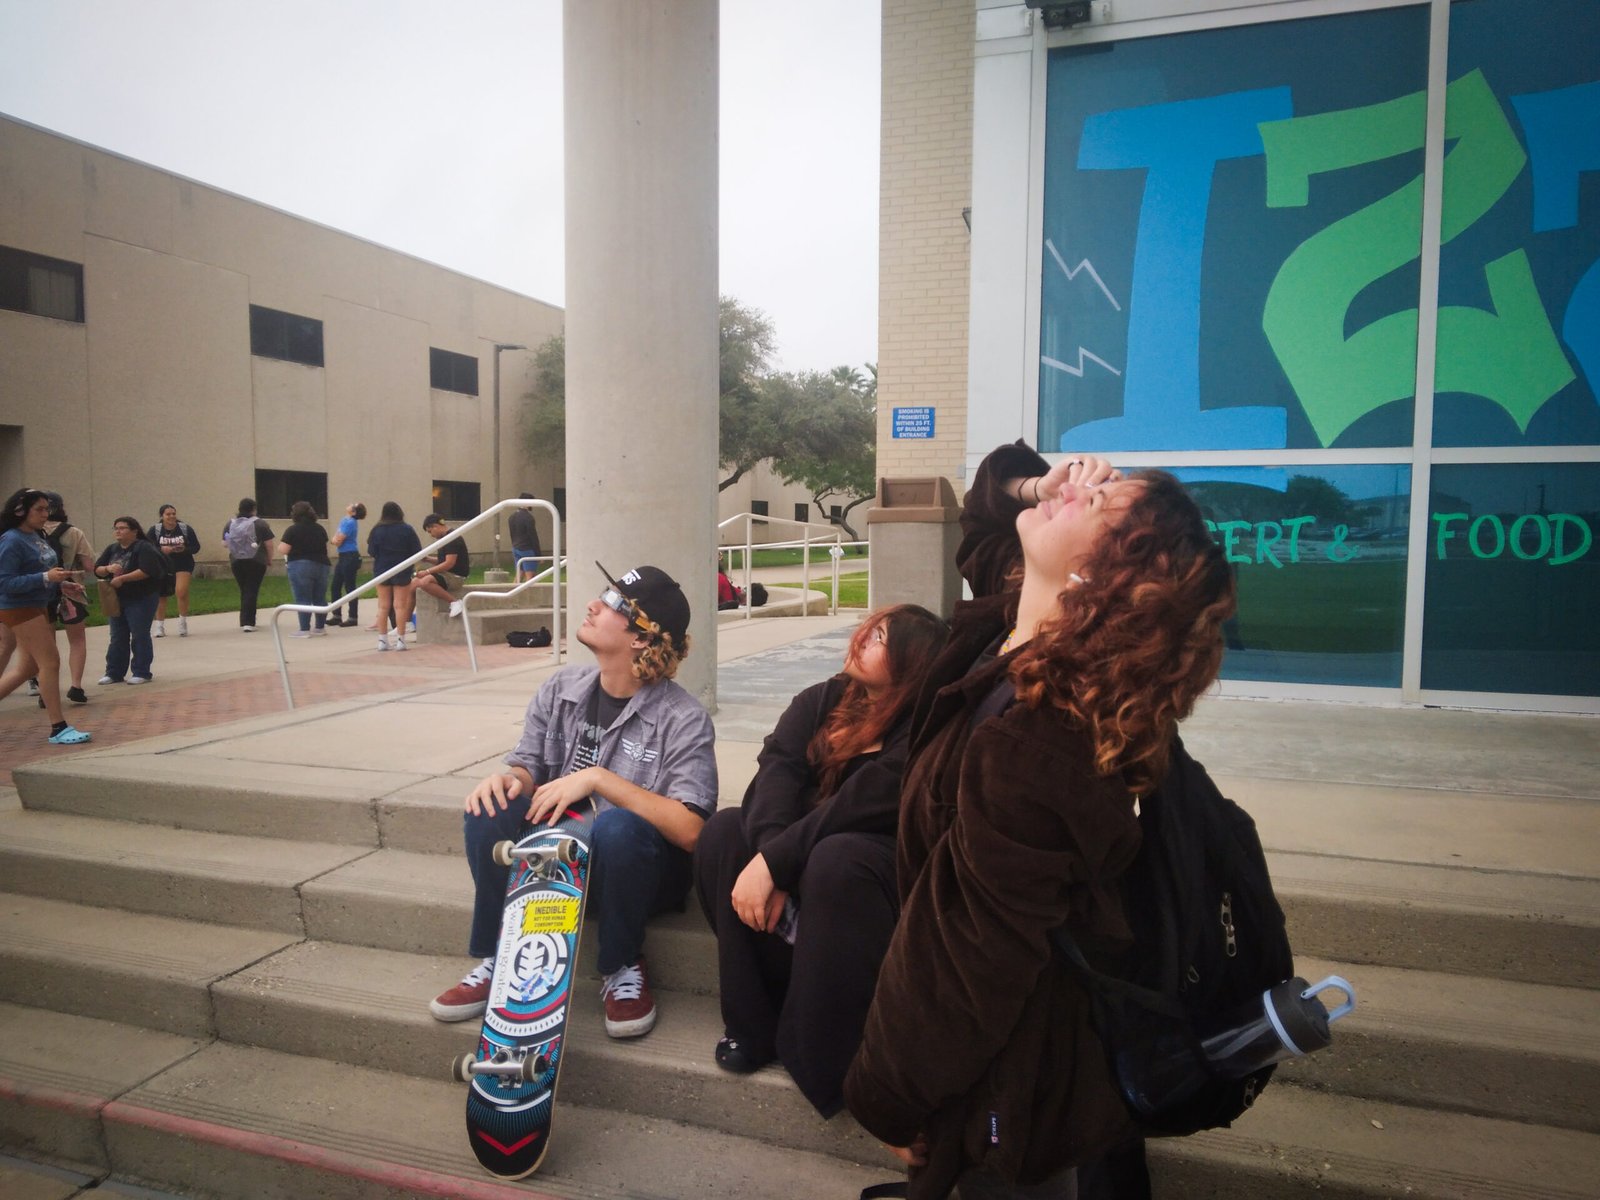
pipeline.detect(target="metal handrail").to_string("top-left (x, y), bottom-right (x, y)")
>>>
top-left (267, 497), bottom-right (560, 707)
top-left (716, 512), bottom-right (847, 619)
top-left (459, 535), bottom-right (566, 674)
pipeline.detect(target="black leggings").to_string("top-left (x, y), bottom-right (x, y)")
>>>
top-left (230, 559), bottom-right (266, 626)
top-left (693, 808), bottom-right (897, 1117)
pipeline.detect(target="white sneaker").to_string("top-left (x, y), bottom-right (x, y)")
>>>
top-left (178, 616), bottom-right (188, 637)
top-left (153, 621), bottom-right (165, 638)
top-left (376, 637), bottom-right (390, 652)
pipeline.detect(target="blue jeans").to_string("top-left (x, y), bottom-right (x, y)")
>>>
top-left (464, 803), bottom-right (692, 972)
top-left (106, 591), bottom-right (159, 680)
top-left (330, 553), bottom-right (361, 621)
top-left (286, 559), bottom-right (331, 631)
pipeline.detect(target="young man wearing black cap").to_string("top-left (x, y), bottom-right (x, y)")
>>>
top-left (430, 562), bottom-right (717, 1039)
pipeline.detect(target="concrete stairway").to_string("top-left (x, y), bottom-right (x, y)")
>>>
top-left (2, 704), bottom-right (1598, 1198)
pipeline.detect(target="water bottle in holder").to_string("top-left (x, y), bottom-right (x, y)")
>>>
top-left (1121, 975), bottom-right (1356, 1118)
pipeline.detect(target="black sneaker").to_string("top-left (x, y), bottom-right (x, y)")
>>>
top-left (66, 687), bottom-right (88, 704)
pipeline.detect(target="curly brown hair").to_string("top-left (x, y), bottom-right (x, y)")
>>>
top-left (1010, 470), bottom-right (1235, 794)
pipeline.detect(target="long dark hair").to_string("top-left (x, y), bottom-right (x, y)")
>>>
top-left (2, 488), bottom-right (50, 533)
top-left (1012, 471), bottom-right (1235, 794)
top-left (807, 604), bottom-right (949, 798)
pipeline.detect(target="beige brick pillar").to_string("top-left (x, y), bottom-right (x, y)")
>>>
top-left (563, 0), bottom-right (721, 709)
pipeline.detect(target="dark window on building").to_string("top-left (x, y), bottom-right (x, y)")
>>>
top-left (0, 245), bottom-right (85, 323)
top-left (430, 347), bottom-right (479, 395)
top-left (794, 503), bottom-right (808, 523)
top-left (255, 470), bottom-right (328, 519)
top-left (432, 479), bottom-right (481, 520)
top-left (552, 487), bottom-right (567, 519)
top-left (250, 305), bottom-right (324, 367)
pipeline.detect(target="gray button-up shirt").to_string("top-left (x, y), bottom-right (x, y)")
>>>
top-left (505, 664), bottom-right (718, 816)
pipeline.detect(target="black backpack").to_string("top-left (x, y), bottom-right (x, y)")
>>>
top-left (1054, 735), bottom-right (1294, 1137)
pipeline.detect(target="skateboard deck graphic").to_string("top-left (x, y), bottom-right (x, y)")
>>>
top-left (455, 810), bottom-right (593, 1179)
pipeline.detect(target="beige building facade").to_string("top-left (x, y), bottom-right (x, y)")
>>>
top-left (0, 114), bottom-right (564, 566)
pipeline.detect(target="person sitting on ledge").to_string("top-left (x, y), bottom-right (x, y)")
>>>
top-left (430, 562), bottom-right (717, 1040)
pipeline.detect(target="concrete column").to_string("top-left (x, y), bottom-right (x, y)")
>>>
top-left (563, 0), bottom-right (721, 709)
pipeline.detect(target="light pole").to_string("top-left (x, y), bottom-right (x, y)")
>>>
top-left (491, 342), bottom-right (526, 571)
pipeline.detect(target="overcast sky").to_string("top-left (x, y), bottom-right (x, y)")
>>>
top-left (0, 0), bottom-right (881, 373)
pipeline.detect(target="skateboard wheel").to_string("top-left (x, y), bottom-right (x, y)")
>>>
top-left (491, 840), bottom-right (516, 867)
top-left (451, 1052), bottom-right (477, 1083)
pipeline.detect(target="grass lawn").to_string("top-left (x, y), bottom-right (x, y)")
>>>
top-left (76, 567), bottom-right (509, 628)
top-left (729, 545), bottom-right (869, 569)
top-left (770, 572), bottom-right (869, 609)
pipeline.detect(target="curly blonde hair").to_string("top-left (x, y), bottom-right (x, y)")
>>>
top-left (633, 632), bottom-right (690, 683)
top-left (1011, 471), bottom-right (1235, 794)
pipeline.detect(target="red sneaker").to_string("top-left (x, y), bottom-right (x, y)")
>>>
top-left (430, 959), bottom-right (493, 1022)
top-left (600, 957), bottom-right (657, 1038)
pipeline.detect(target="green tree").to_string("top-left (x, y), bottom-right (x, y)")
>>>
top-left (772, 365), bottom-right (877, 539)
top-left (518, 297), bottom-right (791, 493)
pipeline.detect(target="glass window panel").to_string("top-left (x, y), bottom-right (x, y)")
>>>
top-left (1039, 6), bottom-right (1429, 454)
top-left (1421, 463), bottom-right (1598, 695)
top-left (1432, 0), bottom-right (1600, 448)
top-left (1170, 465), bottom-right (1411, 687)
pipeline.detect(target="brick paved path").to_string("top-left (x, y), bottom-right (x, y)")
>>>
top-left (0, 641), bottom-right (540, 786)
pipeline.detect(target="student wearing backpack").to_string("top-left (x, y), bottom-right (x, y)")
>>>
top-left (223, 499), bottom-right (275, 632)
top-left (148, 504), bottom-right (201, 637)
top-left (844, 443), bottom-right (1235, 1200)
top-left (92, 516), bottom-right (168, 685)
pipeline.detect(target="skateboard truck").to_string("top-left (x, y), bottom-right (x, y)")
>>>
top-left (491, 838), bottom-right (579, 871)
top-left (452, 1048), bottom-right (550, 1085)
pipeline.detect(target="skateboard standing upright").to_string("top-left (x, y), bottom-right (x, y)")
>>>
top-left (452, 809), bottom-right (594, 1179)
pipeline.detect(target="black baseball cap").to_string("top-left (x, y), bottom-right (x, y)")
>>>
top-left (596, 561), bottom-right (691, 647)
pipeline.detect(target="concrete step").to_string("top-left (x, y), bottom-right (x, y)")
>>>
top-left (11, 755), bottom-right (419, 846)
top-left (0, 810), bottom-right (371, 934)
top-left (1270, 851), bottom-right (1600, 989)
top-left (1146, 1084), bottom-right (1598, 1199)
top-left (207, 937), bottom-right (1600, 1140)
top-left (69, 1037), bottom-right (892, 1199)
top-left (0, 1001), bottom-right (205, 1170)
top-left (1281, 955), bottom-right (1600, 1134)
top-left (6, 1001), bottom-right (1595, 1200)
top-left (0, 895), bottom-right (299, 1038)
top-left (299, 849), bottom-right (717, 988)
top-left (211, 940), bottom-right (873, 1161)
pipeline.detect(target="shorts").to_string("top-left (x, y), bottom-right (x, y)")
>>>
top-left (0, 606), bottom-right (47, 627)
top-left (49, 594), bottom-right (88, 626)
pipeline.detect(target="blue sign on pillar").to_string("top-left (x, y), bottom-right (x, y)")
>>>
top-left (892, 406), bottom-right (936, 439)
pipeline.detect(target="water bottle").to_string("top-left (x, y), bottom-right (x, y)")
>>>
top-left (1121, 975), bottom-right (1355, 1117)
